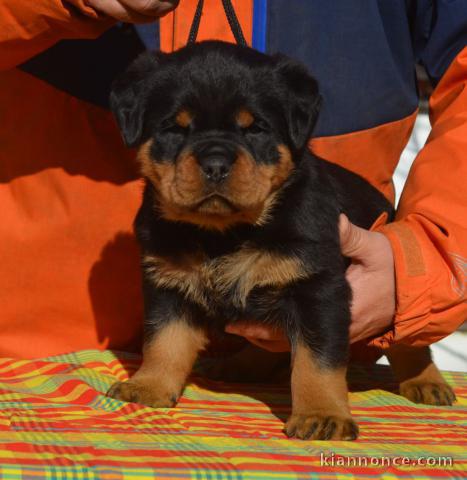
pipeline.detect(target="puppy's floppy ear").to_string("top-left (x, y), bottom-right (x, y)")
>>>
top-left (274, 56), bottom-right (322, 151)
top-left (110, 51), bottom-right (163, 147)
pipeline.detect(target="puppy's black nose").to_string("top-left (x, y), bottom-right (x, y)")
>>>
top-left (200, 156), bottom-right (231, 183)
top-left (198, 146), bottom-right (235, 183)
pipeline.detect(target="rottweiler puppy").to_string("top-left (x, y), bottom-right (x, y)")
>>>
top-left (107, 41), bottom-right (455, 440)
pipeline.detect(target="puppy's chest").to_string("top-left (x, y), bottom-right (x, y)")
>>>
top-left (143, 246), bottom-right (308, 311)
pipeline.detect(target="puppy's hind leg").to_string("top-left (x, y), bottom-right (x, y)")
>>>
top-left (386, 344), bottom-right (456, 406)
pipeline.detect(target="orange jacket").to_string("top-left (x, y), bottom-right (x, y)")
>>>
top-left (0, 0), bottom-right (466, 359)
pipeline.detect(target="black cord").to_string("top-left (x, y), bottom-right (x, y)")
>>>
top-left (187, 0), bottom-right (246, 46)
top-left (221, 0), bottom-right (247, 46)
top-left (187, 0), bottom-right (205, 44)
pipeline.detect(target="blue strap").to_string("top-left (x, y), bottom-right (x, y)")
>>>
top-left (252, 0), bottom-right (267, 52)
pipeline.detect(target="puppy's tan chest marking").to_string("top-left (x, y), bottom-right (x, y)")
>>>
top-left (210, 248), bottom-right (308, 307)
top-left (143, 247), bottom-right (309, 309)
top-left (142, 252), bottom-right (211, 307)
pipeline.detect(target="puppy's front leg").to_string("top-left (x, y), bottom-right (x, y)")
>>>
top-left (287, 343), bottom-right (357, 440)
top-left (107, 288), bottom-right (207, 408)
top-left (284, 275), bottom-right (358, 440)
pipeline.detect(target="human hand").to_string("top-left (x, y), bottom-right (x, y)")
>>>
top-left (86, 0), bottom-right (179, 23)
top-left (224, 322), bottom-right (290, 352)
top-left (339, 213), bottom-right (396, 343)
top-left (225, 214), bottom-right (396, 349)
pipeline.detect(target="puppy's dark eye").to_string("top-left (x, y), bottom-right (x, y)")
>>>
top-left (160, 110), bottom-right (193, 135)
top-left (241, 121), bottom-right (269, 135)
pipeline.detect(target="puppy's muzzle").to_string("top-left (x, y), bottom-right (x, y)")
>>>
top-left (197, 144), bottom-right (236, 184)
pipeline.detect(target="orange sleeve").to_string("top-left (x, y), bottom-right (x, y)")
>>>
top-left (370, 47), bottom-right (467, 349)
top-left (0, 0), bottom-right (114, 70)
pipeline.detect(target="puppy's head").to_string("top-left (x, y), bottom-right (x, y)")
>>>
top-left (111, 41), bottom-right (321, 231)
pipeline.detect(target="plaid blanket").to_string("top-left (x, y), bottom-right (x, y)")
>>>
top-left (0, 350), bottom-right (465, 479)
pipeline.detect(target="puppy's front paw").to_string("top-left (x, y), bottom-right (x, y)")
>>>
top-left (284, 413), bottom-right (358, 441)
top-left (106, 380), bottom-right (178, 408)
top-left (400, 380), bottom-right (456, 406)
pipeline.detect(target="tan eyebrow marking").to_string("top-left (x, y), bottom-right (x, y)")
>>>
top-left (236, 109), bottom-right (254, 128)
top-left (175, 110), bottom-right (193, 127)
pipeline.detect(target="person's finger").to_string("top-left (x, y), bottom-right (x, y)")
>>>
top-left (225, 323), bottom-right (289, 351)
top-left (121, 0), bottom-right (179, 16)
top-left (225, 322), bottom-right (285, 341)
top-left (349, 321), bottom-right (365, 344)
top-left (338, 214), bottom-right (369, 259)
top-left (87, 0), bottom-right (158, 23)
top-left (244, 337), bottom-right (290, 352)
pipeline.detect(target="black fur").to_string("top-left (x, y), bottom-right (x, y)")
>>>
top-left (111, 40), bottom-right (394, 370)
